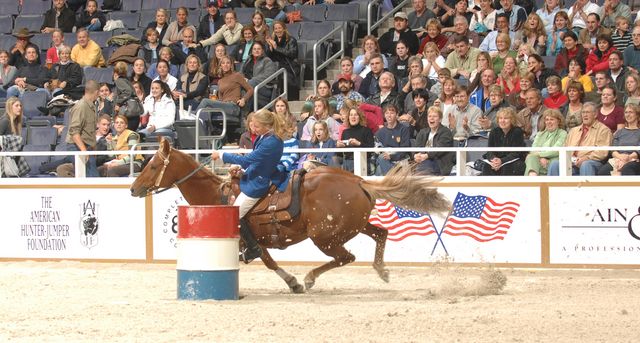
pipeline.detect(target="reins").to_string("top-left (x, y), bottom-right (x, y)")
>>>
top-left (149, 148), bottom-right (213, 195)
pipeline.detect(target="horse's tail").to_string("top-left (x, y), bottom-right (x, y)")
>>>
top-left (359, 161), bottom-right (451, 216)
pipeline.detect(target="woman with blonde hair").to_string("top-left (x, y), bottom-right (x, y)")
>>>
top-left (524, 109), bottom-right (568, 176)
top-left (514, 13), bottom-right (547, 56)
top-left (482, 107), bottom-right (526, 176)
top-left (175, 54), bottom-right (208, 111)
top-left (624, 74), bottom-right (640, 106)
top-left (496, 56), bottom-right (520, 95)
top-left (210, 109), bottom-right (287, 262)
top-left (420, 42), bottom-right (445, 81)
top-left (418, 19), bottom-right (448, 53)
top-left (491, 33), bottom-right (516, 75)
top-left (0, 97), bottom-right (23, 135)
top-left (98, 114), bottom-right (144, 177)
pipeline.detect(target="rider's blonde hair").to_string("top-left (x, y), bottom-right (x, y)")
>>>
top-left (253, 109), bottom-right (288, 141)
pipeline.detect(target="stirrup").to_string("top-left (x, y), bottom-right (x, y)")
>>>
top-left (239, 246), bottom-right (263, 264)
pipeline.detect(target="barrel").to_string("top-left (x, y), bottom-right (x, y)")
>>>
top-left (176, 205), bottom-right (239, 300)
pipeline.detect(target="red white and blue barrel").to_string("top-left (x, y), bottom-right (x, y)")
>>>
top-left (176, 205), bottom-right (239, 300)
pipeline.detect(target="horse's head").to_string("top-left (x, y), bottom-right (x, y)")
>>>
top-left (130, 137), bottom-right (177, 197)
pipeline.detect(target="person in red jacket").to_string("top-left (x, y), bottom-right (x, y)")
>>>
top-left (586, 34), bottom-right (616, 76)
top-left (543, 76), bottom-right (568, 109)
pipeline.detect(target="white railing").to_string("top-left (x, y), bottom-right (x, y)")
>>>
top-left (3, 145), bottom-right (639, 178)
top-left (312, 24), bottom-right (345, 94)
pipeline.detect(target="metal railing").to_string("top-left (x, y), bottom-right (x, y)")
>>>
top-left (313, 24), bottom-right (345, 94)
top-left (194, 107), bottom-right (227, 161)
top-left (368, 0), bottom-right (410, 36)
top-left (253, 68), bottom-right (288, 112)
top-left (3, 145), bottom-right (639, 179)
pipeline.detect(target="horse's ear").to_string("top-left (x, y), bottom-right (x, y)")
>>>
top-left (159, 136), bottom-right (170, 153)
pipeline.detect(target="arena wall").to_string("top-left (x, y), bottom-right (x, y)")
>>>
top-left (2, 178), bottom-right (640, 268)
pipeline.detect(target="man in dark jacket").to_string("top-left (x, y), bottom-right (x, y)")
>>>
top-left (6, 46), bottom-right (51, 99)
top-left (359, 54), bottom-right (386, 99)
top-left (197, 1), bottom-right (225, 42)
top-left (41, 0), bottom-right (76, 33)
top-left (378, 12), bottom-right (420, 57)
top-left (169, 28), bottom-right (208, 66)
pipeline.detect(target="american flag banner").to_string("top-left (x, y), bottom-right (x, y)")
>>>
top-left (368, 199), bottom-right (436, 241)
top-left (442, 192), bottom-right (520, 242)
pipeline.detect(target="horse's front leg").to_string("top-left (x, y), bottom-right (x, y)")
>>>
top-left (260, 250), bottom-right (305, 294)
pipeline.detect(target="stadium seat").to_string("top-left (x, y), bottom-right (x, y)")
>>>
top-left (109, 11), bottom-right (141, 30)
top-left (21, 91), bottom-right (48, 121)
top-left (14, 15), bottom-right (43, 33)
top-left (122, 0), bottom-right (143, 12)
top-left (299, 22), bottom-right (335, 41)
top-left (300, 5), bottom-right (327, 22)
top-left (26, 127), bottom-right (58, 146)
top-left (326, 3), bottom-right (360, 47)
top-left (27, 116), bottom-right (56, 127)
top-left (0, 35), bottom-right (14, 51)
top-left (91, 31), bottom-right (113, 47)
top-left (174, 120), bottom-right (211, 150)
top-left (171, 0), bottom-right (201, 9)
top-left (139, 10), bottom-right (157, 28)
top-left (0, 16), bottom-right (13, 34)
top-left (31, 33), bottom-right (51, 52)
top-left (286, 23), bottom-right (302, 40)
top-left (102, 47), bottom-right (114, 62)
top-left (22, 144), bottom-right (53, 177)
top-left (20, 0), bottom-right (51, 15)
top-left (234, 8), bottom-right (256, 26)
top-left (187, 10), bottom-right (202, 25)
top-left (0, 0), bottom-right (19, 15)
top-left (84, 66), bottom-right (115, 85)
top-left (542, 55), bottom-right (557, 69)
top-left (65, 34), bottom-right (78, 48)
top-left (142, 0), bottom-right (171, 11)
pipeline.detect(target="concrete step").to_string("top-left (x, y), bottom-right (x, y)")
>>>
top-left (300, 88), bottom-right (315, 100)
top-left (352, 47), bottom-right (362, 56)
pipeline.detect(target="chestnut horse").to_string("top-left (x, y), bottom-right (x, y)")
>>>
top-left (130, 137), bottom-right (450, 293)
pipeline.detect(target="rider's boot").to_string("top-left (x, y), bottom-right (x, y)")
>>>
top-left (239, 218), bottom-right (262, 263)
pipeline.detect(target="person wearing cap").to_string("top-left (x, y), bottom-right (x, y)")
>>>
top-left (9, 28), bottom-right (42, 69)
top-left (334, 73), bottom-right (365, 112)
top-left (198, 1), bottom-right (225, 42)
top-left (41, 0), bottom-right (76, 33)
top-left (378, 12), bottom-right (420, 57)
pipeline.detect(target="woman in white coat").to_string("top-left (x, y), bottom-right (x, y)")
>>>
top-left (138, 80), bottom-right (176, 138)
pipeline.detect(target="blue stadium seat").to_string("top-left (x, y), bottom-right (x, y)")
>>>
top-left (0, 16), bottom-right (13, 34)
top-left (300, 5), bottom-right (327, 22)
top-left (21, 91), bottom-right (48, 120)
top-left (27, 127), bottom-right (58, 146)
top-left (139, 10), bottom-right (157, 28)
top-left (14, 15), bottom-right (43, 33)
top-left (171, 0), bottom-right (201, 9)
top-left (91, 31), bottom-right (113, 47)
top-left (122, 0), bottom-right (143, 12)
top-left (325, 4), bottom-right (360, 47)
top-left (20, 0), bottom-right (51, 15)
top-left (65, 34), bottom-right (78, 49)
top-left (0, 34), bottom-right (14, 52)
top-left (27, 116), bottom-right (56, 127)
top-left (286, 23), bottom-right (302, 40)
top-left (0, 0), bottom-right (20, 15)
top-left (142, 0), bottom-right (172, 11)
top-left (22, 144), bottom-right (53, 177)
top-left (102, 47), bottom-right (114, 62)
top-left (299, 22), bottom-right (335, 41)
top-left (234, 8), bottom-right (256, 26)
top-left (31, 33), bottom-right (51, 52)
top-left (187, 9), bottom-right (202, 25)
top-left (109, 11), bottom-right (141, 30)
top-left (84, 66), bottom-right (115, 85)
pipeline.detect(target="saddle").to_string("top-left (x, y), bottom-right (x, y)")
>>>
top-left (246, 169), bottom-right (306, 248)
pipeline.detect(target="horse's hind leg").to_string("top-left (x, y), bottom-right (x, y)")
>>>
top-left (304, 245), bottom-right (355, 290)
top-left (361, 223), bottom-right (390, 283)
top-left (260, 250), bottom-right (305, 294)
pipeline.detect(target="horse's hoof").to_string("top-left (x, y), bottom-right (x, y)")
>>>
top-left (304, 276), bottom-right (315, 290)
top-left (374, 265), bottom-right (390, 283)
top-left (291, 284), bottom-right (305, 294)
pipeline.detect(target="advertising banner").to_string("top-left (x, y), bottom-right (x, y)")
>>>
top-left (0, 188), bottom-right (146, 259)
top-left (239, 187), bottom-right (540, 264)
top-left (151, 188), bottom-right (188, 260)
top-left (549, 187), bottom-right (640, 265)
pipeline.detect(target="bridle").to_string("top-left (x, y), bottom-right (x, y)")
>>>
top-left (147, 147), bottom-right (212, 195)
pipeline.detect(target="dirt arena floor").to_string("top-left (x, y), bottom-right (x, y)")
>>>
top-left (1, 261), bottom-right (638, 342)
